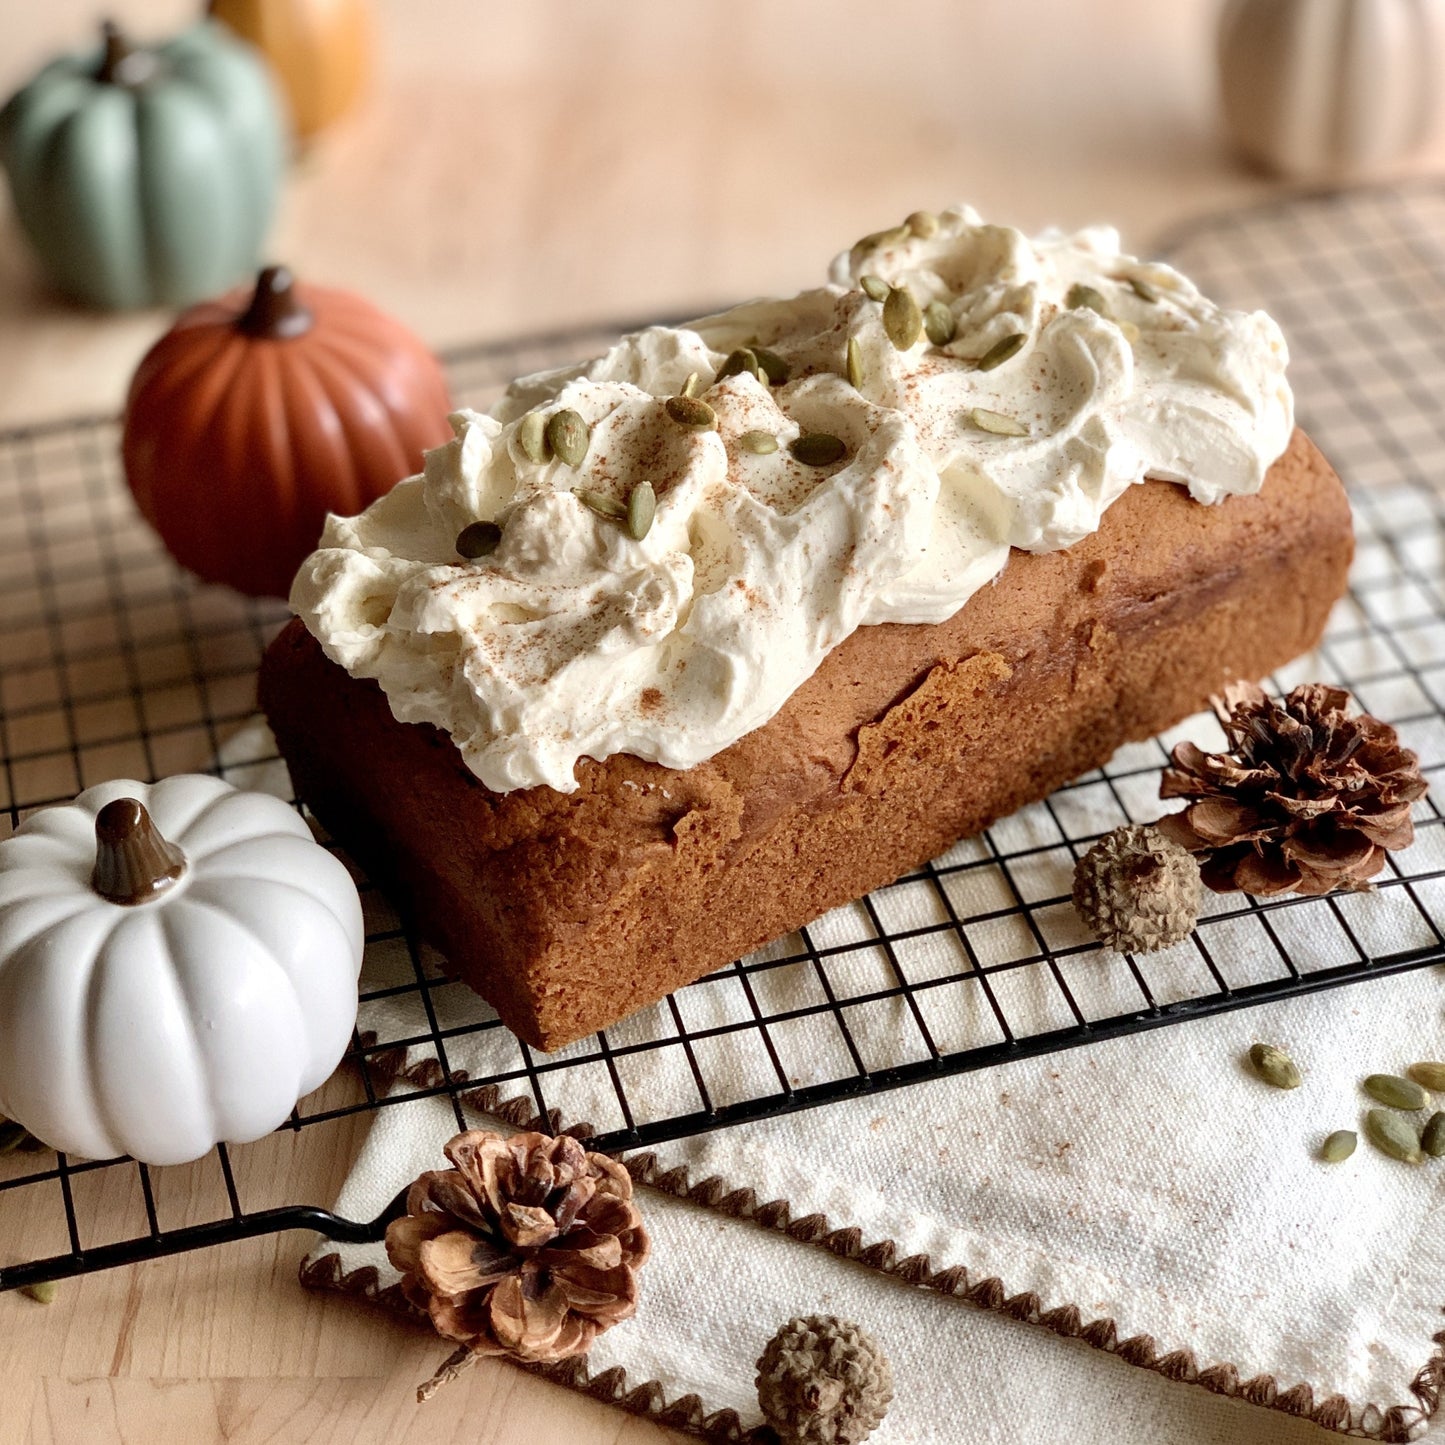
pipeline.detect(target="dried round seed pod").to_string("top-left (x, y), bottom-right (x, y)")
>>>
top-left (1249, 1043), bottom-right (1302, 1090)
top-left (1363, 1074), bottom-right (1428, 1111)
top-left (1071, 823), bottom-right (1201, 954)
top-left (756, 1315), bottom-right (892, 1445)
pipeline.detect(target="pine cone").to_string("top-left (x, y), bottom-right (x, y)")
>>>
top-left (756, 1315), bottom-right (893, 1445)
top-left (385, 1130), bottom-right (649, 1366)
top-left (1072, 824), bottom-right (1201, 953)
top-left (1158, 682), bottom-right (1427, 896)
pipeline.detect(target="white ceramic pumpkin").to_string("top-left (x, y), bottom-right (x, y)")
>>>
top-left (0, 776), bottom-right (363, 1166)
top-left (1218, 0), bottom-right (1445, 179)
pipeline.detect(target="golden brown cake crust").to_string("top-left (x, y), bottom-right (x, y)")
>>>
top-left (260, 429), bottom-right (1354, 1050)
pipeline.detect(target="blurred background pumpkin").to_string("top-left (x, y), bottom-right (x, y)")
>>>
top-left (209, 0), bottom-right (373, 143)
top-left (122, 263), bottom-right (452, 597)
top-left (0, 18), bottom-right (285, 310)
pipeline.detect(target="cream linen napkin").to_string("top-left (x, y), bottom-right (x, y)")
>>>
top-left (272, 671), bottom-right (1445, 1439)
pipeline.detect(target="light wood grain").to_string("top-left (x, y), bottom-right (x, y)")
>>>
top-left (3, 4), bottom-right (1445, 1443)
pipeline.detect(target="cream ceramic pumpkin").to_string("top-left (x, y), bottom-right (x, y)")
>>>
top-left (0, 776), bottom-right (363, 1166)
top-left (1218, 0), bottom-right (1445, 178)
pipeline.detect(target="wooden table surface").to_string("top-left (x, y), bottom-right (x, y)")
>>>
top-left (4, 4), bottom-right (1445, 1442)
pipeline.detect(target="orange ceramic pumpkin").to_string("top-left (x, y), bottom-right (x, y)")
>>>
top-left (209, 0), bottom-right (371, 142)
top-left (123, 265), bottom-right (452, 598)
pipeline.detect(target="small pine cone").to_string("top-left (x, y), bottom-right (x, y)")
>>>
top-left (1073, 823), bottom-right (1201, 953)
top-left (1158, 682), bottom-right (1427, 896)
top-left (756, 1315), bottom-right (892, 1445)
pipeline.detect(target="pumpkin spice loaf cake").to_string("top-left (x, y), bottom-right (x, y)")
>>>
top-left (262, 207), bottom-right (1352, 1050)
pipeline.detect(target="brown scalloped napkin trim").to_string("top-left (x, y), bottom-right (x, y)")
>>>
top-left (304, 1043), bottom-right (1445, 1443)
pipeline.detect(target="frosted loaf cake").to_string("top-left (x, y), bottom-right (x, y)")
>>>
top-left (262, 208), bottom-right (1351, 1049)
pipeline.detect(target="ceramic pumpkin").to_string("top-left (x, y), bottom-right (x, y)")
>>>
top-left (1218, 0), bottom-right (1445, 178)
top-left (0, 19), bottom-right (285, 310)
top-left (210, 0), bottom-right (373, 142)
top-left (122, 265), bottom-right (453, 598)
top-left (0, 775), bottom-right (364, 1167)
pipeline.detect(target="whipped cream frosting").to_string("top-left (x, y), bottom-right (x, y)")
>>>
top-left (292, 206), bottom-right (1294, 793)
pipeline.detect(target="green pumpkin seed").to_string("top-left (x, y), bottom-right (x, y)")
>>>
top-left (681, 371), bottom-right (701, 398)
top-left (851, 224), bottom-right (911, 266)
top-left (906, 209), bottom-right (939, 239)
top-left (517, 410), bottom-right (551, 464)
top-left (627, 481), bottom-right (656, 542)
top-left (975, 332), bottom-right (1027, 372)
top-left (1066, 283), bottom-right (1109, 316)
top-left (1364, 1073), bottom-right (1429, 1110)
top-left (790, 432), bottom-right (848, 467)
top-left (1406, 1062), bottom-right (1445, 1093)
top-left (666, 395), bottom-right (717, 430)
top-left (1126, 275), bottom-right (1159, 303)
top-left (576, 489), bottom-right (628, 522)
top-left (1365, 1108), bottom-right (1423, 1164)
top-left (883, 284), bottom-right (923, 351)
top-left (1120, 320), bottom-right (1141, 344)
top-left (1248, 1043), bottom-right (1302, 1090)
top-left (716, 349), bottom-right (762, 383)
top-left (860, 274), bottom-right (891, 303)
top-left (924, 300), bottom-right (956, 347)
top-left (0, 1120), bottom-right (36, 1155)
top-left (1422, 1111), bottom-right (1445, 1157)
top-left (846, 336), bottom-right (864, 390)
top-left (455, 521), bottom-right (503, 559)
top-left (21, 1281), bottom-right (56, 1305)
top-left (738, 430), bottom-right (779, 455)
top-left (546, 408), bottom-right (589, 468)
top-left (967, 407), bottom-right (1029, 438)
top-left (1319, 1129), bottom-right (1357, 1163)
top-left (752, 346), bottom-right (791, 385)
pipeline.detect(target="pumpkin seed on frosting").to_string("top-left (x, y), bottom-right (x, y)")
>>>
top-left (546, 408), bottom-right (589, 467)
top-left (455, 520), bottom-right (503, 558)
top-left (924, 299), bottom-right (956, 347)
top-left (627, 482), bottom-right (656, 541)
top-left (850, 224), bottom-right (911, 268)
top-left (906, 209), bottom-right (939, 239)
top-left (1066, 283), bottom-right (1109, 317)
top-left (790, 432), bottom-right (847, 467)
top-left (966, 407), bottom-right (1029, 437)
top-left (716, 348), bottom-right (762, 383)
top-left (576, 489), bottom-right (628, 522)
top-left (1125, 275), bottom-right (1159, 303)
top-left (665, 395), bottom-right (717, 429)
top-left (752, 346), bottom-right (791, 386)
top-left (975, 332), bottom-right (1027, 372)
top-left (517, 410), bottom-right (551, 464)
top-left (846, 336), bottom-right (864, 390)
top-left (681, 371), bottom-right (701, 398)
top-left (738, 430), bottom-right (779, 454)
top-left (860, 274), bottom-right (891, 303)
top-left (882, 284), bottom-right (923, 351)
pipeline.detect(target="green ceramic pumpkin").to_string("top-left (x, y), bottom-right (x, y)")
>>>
top-left (0, 20), bottom-right (286, 310)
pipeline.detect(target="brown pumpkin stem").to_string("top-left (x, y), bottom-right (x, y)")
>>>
top-left (96, 20), bottom-right (157, 88)
top-left (92, 799), bottom-right (187, 906)
top-left (239, 266), bottom-right (315, 340)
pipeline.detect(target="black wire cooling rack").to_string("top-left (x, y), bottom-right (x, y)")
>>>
top-left (4, 183), bottom-right (1445, 1294)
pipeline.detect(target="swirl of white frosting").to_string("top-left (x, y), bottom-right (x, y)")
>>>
top-left (292, 206), bottom-right (1294, 793)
